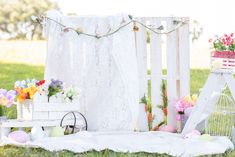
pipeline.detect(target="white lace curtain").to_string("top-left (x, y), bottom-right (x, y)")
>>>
top-left (43, 11), bottom-right (147, 131)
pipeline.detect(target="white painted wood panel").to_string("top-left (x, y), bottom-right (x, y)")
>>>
top-left (135, 18), bottom-right (148, 98)
top-left (149, 18), bottom-right (163, 125)
top-left (134, 18), bottom-right (148, 131)
top-left (33, 103), bottom-right (80, 112)
top-left (166, 17), bottom-right (179, 127)
top-left (0, 119), bottom-right (83, 128)
top-left (179, 19), bottom-right (190, 96)
top-left (182, 73), bottom-right (226, 135)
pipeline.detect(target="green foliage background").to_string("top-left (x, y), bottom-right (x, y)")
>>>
top-left (0, 0), bottom-right (58, 40)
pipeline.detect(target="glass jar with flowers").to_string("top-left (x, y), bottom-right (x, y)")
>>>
top-left (0, 89), bottom-right (17, 121)
top-left (14, 79), bottom-right (45, 120)
top-left (209, 33), bottom-right (235, 71)
top-left (174, 94), bottom-right (197, 133)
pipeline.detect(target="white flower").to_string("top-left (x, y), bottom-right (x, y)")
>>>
top-left (63, 86), bottom-right (80, 102)
top-left (21, 80), bottom-right (26, 86)
top-left (14, 81), bottom-right (21, 88)
top-left (31, 15), bottom-right (38, 22)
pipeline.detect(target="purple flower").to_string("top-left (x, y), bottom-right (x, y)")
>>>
top-left (0, 89), bottom-right (7, 97)
top-left (0, 89), bottom-right (16, 108)
top-left (49, 79), bottom-right (63, 89)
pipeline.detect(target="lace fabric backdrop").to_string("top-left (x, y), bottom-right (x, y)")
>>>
top-left (43, 10), bottom-right (147, 131)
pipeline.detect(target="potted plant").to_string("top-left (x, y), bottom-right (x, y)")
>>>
top-left (209, 33), bottom-right (235, 70)
top-left (174, 94), bottom-right (197, 132)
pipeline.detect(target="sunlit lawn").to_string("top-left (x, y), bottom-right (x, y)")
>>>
top-left (0, 62), bottom-right (234, 157)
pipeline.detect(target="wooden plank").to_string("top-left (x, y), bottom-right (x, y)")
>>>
top-left (178, 19), bottom-right (190, 96)
top-left (135, 17), bottom-right (148, 98)
top-left (135, 17), bottom-right (148, 131)
top-left (224, 73), bottom-right (235, 100)
top-left (32, 111), bottom-right (49, 120)
top-left (49, 112), bottom-right (68, 120)
top-left (182, 73), bottom-right (226, 135)
top-left (149, 18), bottom-right (163, 125)
top-left (166, 18), bottom-right (179, 127)
top-left (0, 119), bottom-right (84, 128)
top-left (33, 103), bottom-right (80, 112)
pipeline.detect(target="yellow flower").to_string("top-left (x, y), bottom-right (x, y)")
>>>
top-left (23, 88), bottom-right (29, 93)
top-left (184, 95), bottom-right (191, 103)
top-left (0, 96), bottom-right (9, 106)
top-left (192, 94), bottom-right (198, 103)
top-left (28, 83), bottom-right (36, 88)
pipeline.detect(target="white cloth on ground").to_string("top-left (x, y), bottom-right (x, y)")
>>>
top-left (1, 131), bottom-right (233, 157)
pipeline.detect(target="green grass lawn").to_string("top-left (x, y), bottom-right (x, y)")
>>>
top-left (0, 62), bottom-right (233, 157)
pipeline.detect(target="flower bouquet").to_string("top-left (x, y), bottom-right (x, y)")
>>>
top-left (14, 79), bottom-right (45, 120)
top-left (32, 79), bottom-right (81, 120)
top-left (174, 94), bottom-right (197, 132)
top-left (209, 33), bottom-right (235, 70)
top-left (63, 86), bottom-right (80, 102)
top-left (0, 89), bottom-right (17, 120)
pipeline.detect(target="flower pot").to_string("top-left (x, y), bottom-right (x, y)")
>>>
top-left (17, 99), bottom-right (33, 120)
top-left (211, 51), bottom-right (235, 71)
top-left (211, 51), bottom-right (235, 59)
top-left (176, 114), bottom-right (188, 133)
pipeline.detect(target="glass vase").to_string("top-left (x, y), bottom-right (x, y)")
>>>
top-left (0, 105), bottom-right (7, 121)
top-left (17, 99), bottom-right (33, 120)
top-left (176, 114), bottom-right (187, 133)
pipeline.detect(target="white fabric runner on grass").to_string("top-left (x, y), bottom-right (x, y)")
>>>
top-left (1, 131), bottom-right (233, 157)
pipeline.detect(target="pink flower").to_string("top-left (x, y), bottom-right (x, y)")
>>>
top-left (230, 33), bottom-right (234, 37)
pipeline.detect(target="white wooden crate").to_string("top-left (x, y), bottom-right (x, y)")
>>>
top-left (32, 102), bottom-right (80, 120)
top-left (17, 93), bottom-right (81, 121)
top-left (211, 51), bottom-right (235, 72)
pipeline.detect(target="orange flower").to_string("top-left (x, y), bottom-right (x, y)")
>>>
top-left (163, 108), bottom-right (168, 116)
top-left (148, 113), bottom-right (152, 124)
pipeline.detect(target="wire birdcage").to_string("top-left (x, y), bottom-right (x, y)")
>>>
top-left (205, 93), bottom-right (235, 138)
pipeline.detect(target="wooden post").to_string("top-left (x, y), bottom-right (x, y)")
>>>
top-left (179, 19), bottom-right (190, 97)
top-left (166, 17), bottom-right (179, 127)
top-left (134, 17), bottom-right (148, 131)
top-left (150, 18), bottom-right (163, 126)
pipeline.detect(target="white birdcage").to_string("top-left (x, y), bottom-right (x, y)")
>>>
top-left (205, 93), bottom-right (235, 138)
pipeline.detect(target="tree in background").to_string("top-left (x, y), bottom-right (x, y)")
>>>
top-left (0, 0), bottom-right (58, 40)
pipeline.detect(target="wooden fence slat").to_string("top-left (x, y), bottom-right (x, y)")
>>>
top-left (135, 18), bottom-right (148, 131)
top-left (150, 18), bottom-right (163, 126)
top-left (166, 18), bottom-right (179, 127)
top-left (179, 19), bottom-right (190, 96)
top-left (135, 18), bottom-right (148, 98)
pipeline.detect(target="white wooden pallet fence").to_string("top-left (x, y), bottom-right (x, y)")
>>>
top-left (135, 17), bottom-right (190, 127)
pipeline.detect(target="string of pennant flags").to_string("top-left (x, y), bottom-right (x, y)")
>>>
top-left (32, 15), bottom-right (189, 39)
